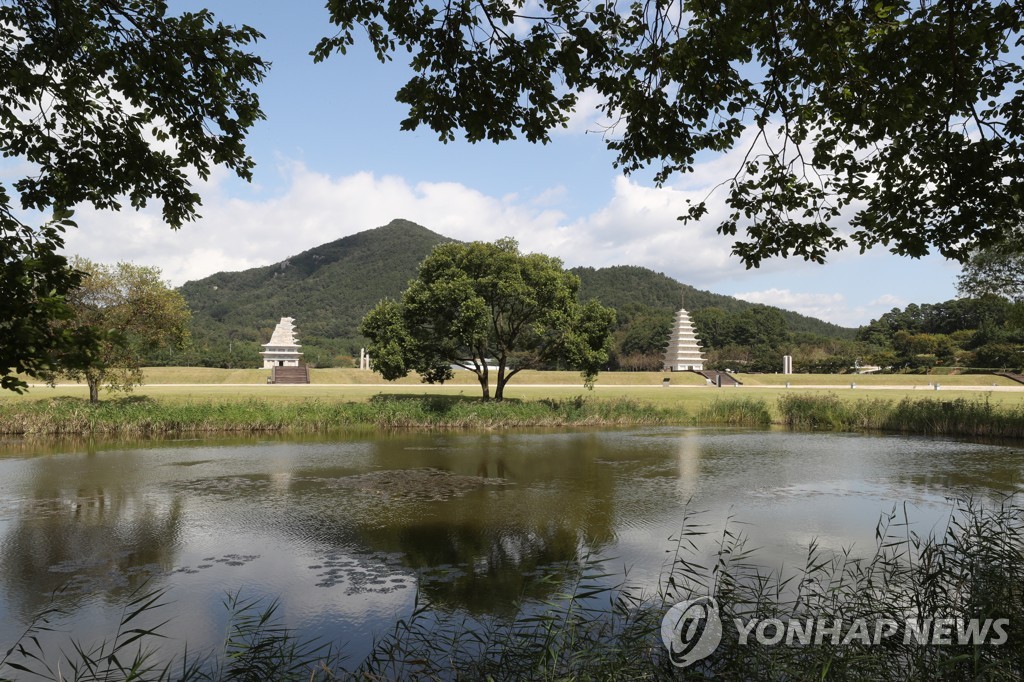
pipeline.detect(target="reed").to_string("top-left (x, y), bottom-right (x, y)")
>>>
top-left (696, 397), bottom-right (772, 426)
top-left (0, 395), bottom-right (677, 435)
top-left (778, 393), bottom-right (1024, 439)
top-left (881, 396), bottom-right (1024, 439)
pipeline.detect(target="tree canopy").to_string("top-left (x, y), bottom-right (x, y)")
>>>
top-left (360, 238), bottom-right (616, 400)
top-left (857, 297), bottom-right (1023, 371)
top-left (56, 259), bottom-right (191, 403)
top-left (317, 0), bottom-right (1024, 265)
top-left (1, 1), bottom-right (266, 391)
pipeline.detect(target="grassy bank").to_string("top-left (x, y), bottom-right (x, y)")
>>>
top-left (779, 393), bottom-right (1024, 440)
top-left (4, 496), bottom-right (1022, 681)
top-left (4, 392), bottom-right (1024, 437)
top-left (696, 396), bottom-right (773, 426)
top-left (0, 395), bottom-right (679, 435)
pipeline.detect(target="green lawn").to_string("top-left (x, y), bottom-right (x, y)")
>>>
top-left (19, 366), bottom-right (1021, 388)
top-left (9, 382), bottom-right (1024, 418)
top-left (734, 372), bottom-right (1020, 386)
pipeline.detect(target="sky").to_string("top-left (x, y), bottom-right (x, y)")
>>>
top-left (60, 1), bottom-right (964, 328)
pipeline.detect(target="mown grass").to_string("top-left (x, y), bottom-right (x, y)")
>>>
top-left (779, 393), bottom-right (1024, 440)
top-left (22, 367), bottom-right (710, 387)
top-left (4, 496), bottom-right (1022, 681)
top-left (26, 366), bottom-right (1018, 387)
top-left (736, 372), bottom-right (1021, 386)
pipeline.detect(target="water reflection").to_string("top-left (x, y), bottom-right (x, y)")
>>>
top-left (0, 448), bottom-right (184, 618)
top-left (0, 428), bottom-right (1021, 660)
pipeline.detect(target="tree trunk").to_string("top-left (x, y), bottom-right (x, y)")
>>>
top-left (495, 357), bottom-right (506, 402)
top-left (476, 363), bottom-right (490, 401)
top-left (88, 379), bottom-right (99, 403)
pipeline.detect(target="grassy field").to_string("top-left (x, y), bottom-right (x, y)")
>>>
top-left (8, 382), bottom-right (1024, 412)
top-left (734, 372), bottom-right (1021, 386)
top-left (23, 367), bottom-right (711, 386)
top-left (21, 366), bottom-right (1023, 388)
top-left (6, 367), bottom-right (1024, 436)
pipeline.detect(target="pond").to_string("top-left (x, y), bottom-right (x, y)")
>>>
top-left (0, 427), bottom-right (1021, 668)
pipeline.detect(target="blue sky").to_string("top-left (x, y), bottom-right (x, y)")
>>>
top-left (61, 1), bottom-right (963, 327)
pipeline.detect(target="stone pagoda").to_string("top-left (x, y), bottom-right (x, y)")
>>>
top-left (261, 317), bottom-right (303, 368)
top-left (663, 301), bottom-right (706, 371)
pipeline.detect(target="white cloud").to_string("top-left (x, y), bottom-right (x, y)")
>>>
top-left (869, 294), bottom-right (904, 308)
top-left (733, 288), bottom-right (848, 322)
top-left (58, 152), bottom-right (953, 328)
top-left (61, 160), bottom-right (755, 288)
top-left (731, 288), bottom-right (920, 327)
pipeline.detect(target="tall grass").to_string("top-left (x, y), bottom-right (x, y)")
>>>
top-left (777, 393), bottom-right (893, 430)
top-left (696, 397), bottom-right (772, 426)
top-left (4, 496), bottom-right (1022, 680)
top-left (779, 394), bottom-right (1024, 439)
top-left (0, 587), bottom-right (339, 681)
top-left (5, 392), bottom-right (1024, 438)
top-left (0, 395), bottom-right (677, 435)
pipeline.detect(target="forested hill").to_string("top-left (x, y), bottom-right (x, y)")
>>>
top-left (573, 265), bottom-right (856, 339)
top-left (178, 219), bottom-right (451, 361)
top-left (175, 220), bottom-right (853, 367)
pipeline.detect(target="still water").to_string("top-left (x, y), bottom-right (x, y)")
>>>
top-left (0, 427), bottom-right (1021, 664)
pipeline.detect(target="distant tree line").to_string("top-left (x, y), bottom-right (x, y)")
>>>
top-left (142, 238), bottom-right (1024, 376)
top-left (855, 297), bottom-right (1024, 373)
top-left (607, 304), bottom-right (864, 374)
top-left (130, 293), bottom-right (1024, 376)
top-left (607, 295), bottom-right (1024, 375)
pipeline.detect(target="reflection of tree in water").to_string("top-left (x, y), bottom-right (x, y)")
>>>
top-left (389, 520), bottom-right (592, 615)
top-left (0, 445), bottom-right (184, 618)
top-left (351, 432), bottom-right (626, 614)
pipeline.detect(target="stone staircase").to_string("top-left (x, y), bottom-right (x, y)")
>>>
top-left (694, 370), bottom-right (742, 386)
top-left (270, 366), bottom-right (310, 384)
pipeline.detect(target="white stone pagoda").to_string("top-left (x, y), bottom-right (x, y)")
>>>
top-left (261, 317), bottom-right (303, 368)
top-left (663, 302), bottom-right (706, 371)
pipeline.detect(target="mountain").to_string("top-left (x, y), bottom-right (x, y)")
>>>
top-left (177, 219), bottom-right (450, 364)
top-left (176, 219), bottom-right (854, 367)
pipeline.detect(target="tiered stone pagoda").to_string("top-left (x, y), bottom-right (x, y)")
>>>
top-left (663, 302), bottom-right (706, 371)
top-left (261, 317), bottom-right (303, 368)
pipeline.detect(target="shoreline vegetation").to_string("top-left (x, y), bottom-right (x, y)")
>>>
top-left (1, 393), bottom-right (1024, 440)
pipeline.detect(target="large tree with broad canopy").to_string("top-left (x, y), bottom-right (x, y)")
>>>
top-left (360, 238), bottom-right (616, 400)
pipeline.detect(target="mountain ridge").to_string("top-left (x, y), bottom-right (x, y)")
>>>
top-left (177, 219), bottom-right (854, 366)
